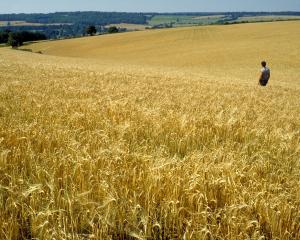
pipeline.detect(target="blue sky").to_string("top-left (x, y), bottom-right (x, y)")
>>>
top-left (1, 0), bottom-right (300, 13)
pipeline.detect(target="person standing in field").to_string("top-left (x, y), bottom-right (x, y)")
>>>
top-left (259, 61), bottom-right (270, 86)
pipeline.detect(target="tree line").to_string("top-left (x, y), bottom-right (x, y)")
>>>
top-left (0, 30), bottom-right (47, 47)
top-left (85, 25), bottom-right (119, 36)
top-left (0, 12), bottom-right (150, 40)
top-left (1, 11), bottom-right (298, 25)
top-left (1, 11), bottom-right (299, 40)
top-left (1, 24), bottom-right (123, 40)
top-left (0, 12), bottom-right (149, 25)
top-left (0, 25), bottom-right (119, 48)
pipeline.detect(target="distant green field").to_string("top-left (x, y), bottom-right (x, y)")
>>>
top-left (148, 14), bottom-right (300, 27)
top-left (148, 15), bottom-right (226, 26)
top-left (233, 15), bottom-right (300, 23)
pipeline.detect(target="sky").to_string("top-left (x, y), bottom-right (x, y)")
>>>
top-left (1, 0), bottom-right (300, 14)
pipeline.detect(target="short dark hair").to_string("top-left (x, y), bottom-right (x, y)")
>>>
top-left (261, 61), bottom-right (267, 67)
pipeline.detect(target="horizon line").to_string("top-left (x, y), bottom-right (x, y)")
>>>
top-left (1, 10), bottom-right (300, 15)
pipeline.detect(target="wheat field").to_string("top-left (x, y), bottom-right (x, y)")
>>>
top-left (1, 21), bottom-right (300, 239)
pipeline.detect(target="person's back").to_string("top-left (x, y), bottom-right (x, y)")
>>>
top-left (259, 61), bottom-right (271, 86)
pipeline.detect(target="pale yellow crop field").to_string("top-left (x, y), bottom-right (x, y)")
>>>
top-left (1, 21), bottom-right (300, 239)
top-left (27, 21), bottom-right (300, 89)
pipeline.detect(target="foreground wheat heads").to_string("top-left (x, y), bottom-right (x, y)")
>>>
top-left (1, 21), bottom-right (300, 240)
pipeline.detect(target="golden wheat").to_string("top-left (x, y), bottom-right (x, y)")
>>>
top-left (1, 21), bottom-right (300, 239)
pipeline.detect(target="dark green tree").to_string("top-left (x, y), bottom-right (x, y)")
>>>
top-left (6, 31), bottom-right (46, 47)
top-left (7, 32), bottom-right (20, 48)
top-left (0, 30), bottom-right (10, 44)
top-left (107, 26), bottom-right (119, 34)
top-left (86, 25), bottom-right (97, 36)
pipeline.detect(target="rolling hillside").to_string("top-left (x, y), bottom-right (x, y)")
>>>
top-left (26, 21), bottom-right (300, 88)
top-left (1, 21), bottom-right (300, 239)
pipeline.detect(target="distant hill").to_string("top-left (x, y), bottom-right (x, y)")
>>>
top-left (24, 20), bottom-right (300, 86)
top-left (0, 11), bottom-right (300, 39)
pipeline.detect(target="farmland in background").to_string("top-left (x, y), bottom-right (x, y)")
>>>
top-left (1, 20), bottom-right (300, 239)
top-left (105, 23), bottom-right (148, 31)
top-left (148, 15), bottom-right (227, 27)
top-left (148, 14), bottom-right (300, 28)
top-left (0, 21), bottom-right (71, 27)
top-left (1, 12), bottom-right (300, 38)
top-left (232, 15), bottom-right (300, 23)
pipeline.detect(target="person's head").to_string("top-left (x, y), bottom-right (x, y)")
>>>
top-left (261, 61), bottom-right (267, 67)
